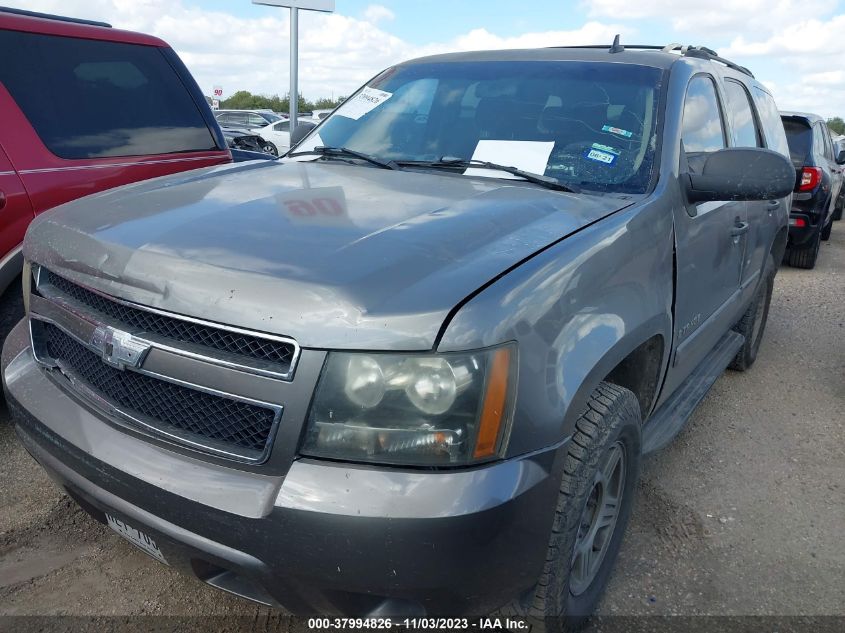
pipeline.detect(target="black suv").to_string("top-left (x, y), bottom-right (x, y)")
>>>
top-left (781, 112), bottom-right (845, 268)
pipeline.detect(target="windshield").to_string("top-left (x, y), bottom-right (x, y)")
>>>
top-left (295, 60), bottom-right (664, 193)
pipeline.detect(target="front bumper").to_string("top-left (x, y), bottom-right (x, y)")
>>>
top-left (2, 318), bottom-right (563, 616)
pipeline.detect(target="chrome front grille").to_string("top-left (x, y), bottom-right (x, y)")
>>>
top-left (28, 266), bottom-right (295, 463)
top-left (41, 270), bottom-right (297, 378)
top-left (40, 322), bottom-right (278, 457)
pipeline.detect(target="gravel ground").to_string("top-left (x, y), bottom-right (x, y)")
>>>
top-left (0, 228), bottom-right (842, 629)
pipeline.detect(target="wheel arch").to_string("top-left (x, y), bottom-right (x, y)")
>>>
top-left (602, 334), bottom-right (665, 419)
top-left (560, 318), bottom-right (671, 440)
top-left (0, 244), bottom-right (23, 297)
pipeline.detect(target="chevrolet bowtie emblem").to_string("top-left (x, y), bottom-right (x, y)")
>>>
top-left (90, 325), bottom-right (151, 371)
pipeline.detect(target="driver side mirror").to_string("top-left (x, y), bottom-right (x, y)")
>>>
top-left (685, 147), bottom-right (795, 203)
top-left (836, 149), bottom-right (845, 165)
top-left (290, 121), bottom-right (317, 147)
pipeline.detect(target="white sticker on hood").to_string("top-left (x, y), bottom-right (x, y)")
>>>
top-left (464, 140), bottom-right (555, 180)
top-left (336, 87), bottom-right (393, 121)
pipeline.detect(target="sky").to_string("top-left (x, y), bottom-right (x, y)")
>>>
top-left (8, 0), bottom-right (845, 118)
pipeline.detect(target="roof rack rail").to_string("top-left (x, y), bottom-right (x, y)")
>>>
top-left (0, 5), bottom-right (112, 28)
top-left (549, 41), bottom-right (754, 78)
top-left (662, 43), bottom-right (754, 77)
top-left (551, 44), bottom-right (667, 50)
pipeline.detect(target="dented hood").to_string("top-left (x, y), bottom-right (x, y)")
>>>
top-left (25, 160), bottom-right (634, 350)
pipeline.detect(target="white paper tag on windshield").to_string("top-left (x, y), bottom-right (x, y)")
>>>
top-left (336, 87), bottom-right (393, 121)
top-left (464, 140), bottom-right (555, 180)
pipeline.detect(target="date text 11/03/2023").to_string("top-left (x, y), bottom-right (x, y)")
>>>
top-left (307, 618), bottom-right (530, 630)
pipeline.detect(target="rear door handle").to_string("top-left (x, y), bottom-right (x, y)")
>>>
top-left (730, 221), bottom-right (750, 237)
top-left (767, 200), bottom-right (781, 208)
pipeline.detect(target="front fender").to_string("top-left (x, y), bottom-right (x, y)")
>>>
top-left (438, 198), bottom-right (674, 457)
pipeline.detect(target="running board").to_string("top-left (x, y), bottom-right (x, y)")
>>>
top-left (642, 331), bottom-right (744, 455)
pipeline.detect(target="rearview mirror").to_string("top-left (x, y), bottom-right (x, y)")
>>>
top-left (290, 121), bottom-right (317, 147)
top-left (685, 148), bottom-right (795, 203)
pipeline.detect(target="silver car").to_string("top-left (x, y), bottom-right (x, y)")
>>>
top-left (3, 43), bottom-right (794, 627)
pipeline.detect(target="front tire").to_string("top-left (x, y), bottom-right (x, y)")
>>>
top-left (729, 254), bottom-right (775, 371)
top-left (524, 383), bottom-right (641, 632)
top-left (263, 142), bottom-right (278, 156)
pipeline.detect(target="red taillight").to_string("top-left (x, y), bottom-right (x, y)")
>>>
top-left (789, 217), bottom-right (807, 228)
top-left (799, 167), bottom-right (822, 192)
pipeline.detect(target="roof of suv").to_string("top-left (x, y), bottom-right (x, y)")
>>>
top-left (403, 43), bottom-right (754, 76)
top-left (780, 111), bottom-right (826, 124)
top-left (0, 6), bottom-right (167, 47)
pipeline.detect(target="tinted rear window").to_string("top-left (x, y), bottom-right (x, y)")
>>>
top-left (0, 30), bottom-right (216, 159)
top-left (782, 118), bottom-right (812, 167)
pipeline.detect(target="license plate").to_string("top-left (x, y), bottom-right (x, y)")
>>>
top-left (106, 514), bottom-right (168, 565)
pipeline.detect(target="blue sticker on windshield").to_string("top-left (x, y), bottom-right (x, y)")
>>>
top-left (602, 125), bottom-right (633, 138)
top-left (585, 148), bottom-right (617, 165)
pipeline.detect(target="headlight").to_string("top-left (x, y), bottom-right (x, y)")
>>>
top-left (302, 345), bottom-right (516, 466)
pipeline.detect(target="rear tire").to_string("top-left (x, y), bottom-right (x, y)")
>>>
top-left (263, 142), bottom-right (278, 156)
top-left (519, 383), bottom-right (641, 632)
top-left (833, 196), bottom-right (843, 221)
top-left (785, 228), bottom-right (821, 269)
top-left (729, 254), bottom-right (775, 371)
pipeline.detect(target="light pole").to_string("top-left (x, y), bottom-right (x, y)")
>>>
top-left (252, 0), bottom-right (335, 132)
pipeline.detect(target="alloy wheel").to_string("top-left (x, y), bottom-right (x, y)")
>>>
top-left (570, 441), bottom-right (627, 596)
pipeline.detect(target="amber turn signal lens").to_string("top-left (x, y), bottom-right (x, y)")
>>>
top-left (473, 347), bottom-right (511, 459)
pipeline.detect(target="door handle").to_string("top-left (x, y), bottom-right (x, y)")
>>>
top-left (767, 200), bottom-right (781, 208)
top-left (0, 191), bottom-right (6, 211)
top-left (730, 221), bottom-right (750, 237)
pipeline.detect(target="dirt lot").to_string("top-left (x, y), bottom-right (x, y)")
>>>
top-left (0, 229), bottom-right (843, 629)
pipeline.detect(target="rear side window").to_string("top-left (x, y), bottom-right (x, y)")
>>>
top-left (0, 30), bottom-right (216, 159)
top-left (247, 113), bottom-right (267, 128)
top-left (682, 75), bottom-right (725, 173)
top-left (820, 124), bottom-right (834, 160)
top-left (812, 124), bottom-right (826, 159)
top-left (782, 119), bottom-right (812, 167)
top-left (221, 113), bottom-right (249, 127)
top-left (723, 80), bottom-right (761, 148)
top-left (751, 87), bottom-right (790, 158)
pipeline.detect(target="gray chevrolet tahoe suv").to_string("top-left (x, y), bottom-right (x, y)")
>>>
top-left (2, 42), bottom-right (794, 628)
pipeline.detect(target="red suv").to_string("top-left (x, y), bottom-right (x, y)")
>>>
top-left (0, 7), bottom-right (231, 308)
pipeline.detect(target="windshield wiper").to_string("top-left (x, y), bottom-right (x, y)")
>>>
top-left (398, 157), bottom-right (579, 193)
top-left (289, 146), bottom-right (400, 170)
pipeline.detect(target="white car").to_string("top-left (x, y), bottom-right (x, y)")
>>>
top-left (312, 108), bottom-right (334, 121)
top-left (252, 119), bottom-right (291, 156)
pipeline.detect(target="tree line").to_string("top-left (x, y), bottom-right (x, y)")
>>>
top-left (216, 90), bottom-right (346, 113)
top-left (828, 117), bottom-right (844, 136)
